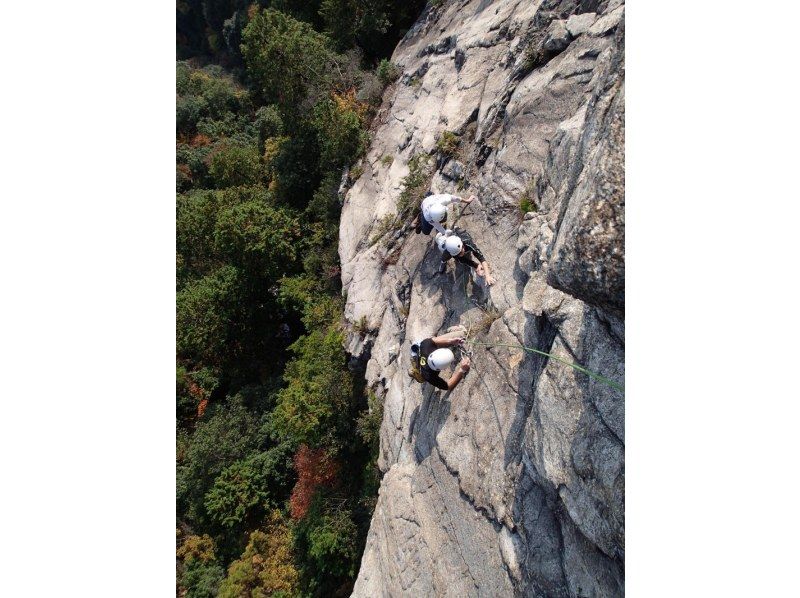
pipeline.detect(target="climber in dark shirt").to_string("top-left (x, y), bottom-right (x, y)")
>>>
top-left (436, 229), bottom-right (496, 285)
top-left (409, 327), bottom-right (471, 391)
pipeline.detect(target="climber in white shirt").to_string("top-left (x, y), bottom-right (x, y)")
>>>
top-left (413, 191), bottom-right (475, 236)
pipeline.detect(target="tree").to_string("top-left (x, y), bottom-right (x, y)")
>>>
top-left (204, 443), bottom-right (295, 529)
top-left (213, 200), bottom-right (300, 278)
top-left (313, 90), bottom-right (368, 171)
top-left (177, 395), bottom-right (264, 524)
top-left (182, 562), bottom-right (225, 598)
top-left (209, 145), bottom-right (262, 188)
top-left (177, 533), bottom-right (225, 598)
top-left (294, 497), bottom-right (360, 582)
top-left (289, 445), bottom-right (339, 520)
top-left (218, 512), bottom-right (301, 598)
top-left (241, 9), bottom-right (336, 116)
top-left (272, 326), bottom-right (354, 447)
top-left (319, 0), bottom-right (389, 52)
top-left (176, 189), bottom-right (219, 279)
top-left (176, 265), bottom-right (241, 363)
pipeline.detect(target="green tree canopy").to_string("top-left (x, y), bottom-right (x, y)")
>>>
top-left (241, 9), bottom-right (336, 116)
top-left (213, 200), bottom-right (300, 278)
top-left (204, 443), bottom-right (295, 529)
top-left (273, 326), bottom-right (353, 448)
top-left (312, 92), bottom-right (368, 171)
top-left (176, 265), bottom-right (242, 363)
top-left (218, 513), bottom-right (301, 598)
top-left (177, 395), bottom-right (265, 523)
top-left (209, 145), bottom-right (262, 189)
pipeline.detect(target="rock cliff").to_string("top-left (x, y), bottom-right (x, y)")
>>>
top-left (339, 0), bottom-right (624, 595)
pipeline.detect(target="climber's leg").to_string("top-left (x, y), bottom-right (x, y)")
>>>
top-left (420, 217), bottom-right (433, 235)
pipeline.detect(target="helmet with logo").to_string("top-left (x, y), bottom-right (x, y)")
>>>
top-left (427, 348), bottom-right (455, 371)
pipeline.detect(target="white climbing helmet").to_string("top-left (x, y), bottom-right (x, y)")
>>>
top-left (428, 203), bottom-right (447, 223)
top-left (444, 235), bottom-right (463, 256)
top-left (427, 348), bottom-right (455, 371)
top-left (435, 232), bottom-right (447, 252)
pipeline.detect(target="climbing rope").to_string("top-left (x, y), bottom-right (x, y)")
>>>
top-left (469, 341), bottom-right (624, 393)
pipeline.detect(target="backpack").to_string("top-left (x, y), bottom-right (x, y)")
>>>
top-left (408, 344), bottom-right (427, 383)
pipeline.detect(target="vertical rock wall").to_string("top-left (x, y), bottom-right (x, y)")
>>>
top-left (339, 0), bottom-right (624, 595)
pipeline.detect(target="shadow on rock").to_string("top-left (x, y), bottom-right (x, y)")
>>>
top-left (409, 386), bottom-right (451, 464)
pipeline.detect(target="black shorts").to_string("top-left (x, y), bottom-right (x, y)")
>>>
top-left (418, 217), bottom-right (446, 235)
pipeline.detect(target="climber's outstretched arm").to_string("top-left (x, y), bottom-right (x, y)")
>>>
top-left (477, 261), bottom-right (496, 286)
top-left (431, 335), bottom-right (464, 347)
top-left (446, 357), bottom-right (471, 390)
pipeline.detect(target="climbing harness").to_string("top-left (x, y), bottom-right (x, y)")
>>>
top-left (470, 341), bottom-right (624, 393)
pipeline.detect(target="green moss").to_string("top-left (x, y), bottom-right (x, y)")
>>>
top-left (519, 181), bottom-right (538, 214)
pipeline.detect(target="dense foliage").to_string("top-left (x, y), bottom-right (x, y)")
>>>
top-left (176, 2), bottom-right (423, 595)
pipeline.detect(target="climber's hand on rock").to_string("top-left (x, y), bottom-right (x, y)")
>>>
top-left (459, 357), bottom-right (471, 372)
top-left (486, 274), bottom-right (496, 286)
top-left (465, 195), bottom-right (476, 204)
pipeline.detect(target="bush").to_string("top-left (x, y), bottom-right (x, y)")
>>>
top-left (396, 152), bottom-right (432, 217)
top-left (356, 392), bottom-right (383, 449)
top-left (356, 71), bottom-right (386, 106)
top-left (197, 113), bottom-right (258, 144)
top-left (177, 533), bottom-right (218, 565)
top-left (436, 130), bottom-right (459, 158)
top-left (176, 189), bottom-right (219, 276)
top-left (377, 59), bottom-right (399, 86)
top-left (519, 181), bottom-right (537, 214)
top-left (255, 105), bottom-right (284, 143)
top-left (279, 277), bottom-right (343, 330)
top-left (177, 143), bottom-right (213, 187)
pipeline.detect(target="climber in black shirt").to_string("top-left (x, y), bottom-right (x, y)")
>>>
top-left (408, 326), bottom-right (471, 391)
top-left (436, 229), bottom-right (496, 285)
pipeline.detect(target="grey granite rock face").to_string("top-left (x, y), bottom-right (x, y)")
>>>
top-left (566, 13), bottom-right (597, 38)
top-left (340, 0), bottom-right (625, 595)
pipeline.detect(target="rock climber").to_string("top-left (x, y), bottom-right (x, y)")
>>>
top-left (408, 325), bottom-right (471, 391)
top-left (413, 191), bottom-right (475, 236)
top-left (436, 229), bottom-right (496, 286)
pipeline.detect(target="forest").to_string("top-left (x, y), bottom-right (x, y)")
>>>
top-left (176, 1), bottom-right (424, 595)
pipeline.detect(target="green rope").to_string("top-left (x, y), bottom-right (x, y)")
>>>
top-left (470, 341), bottom-right (624, 393)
